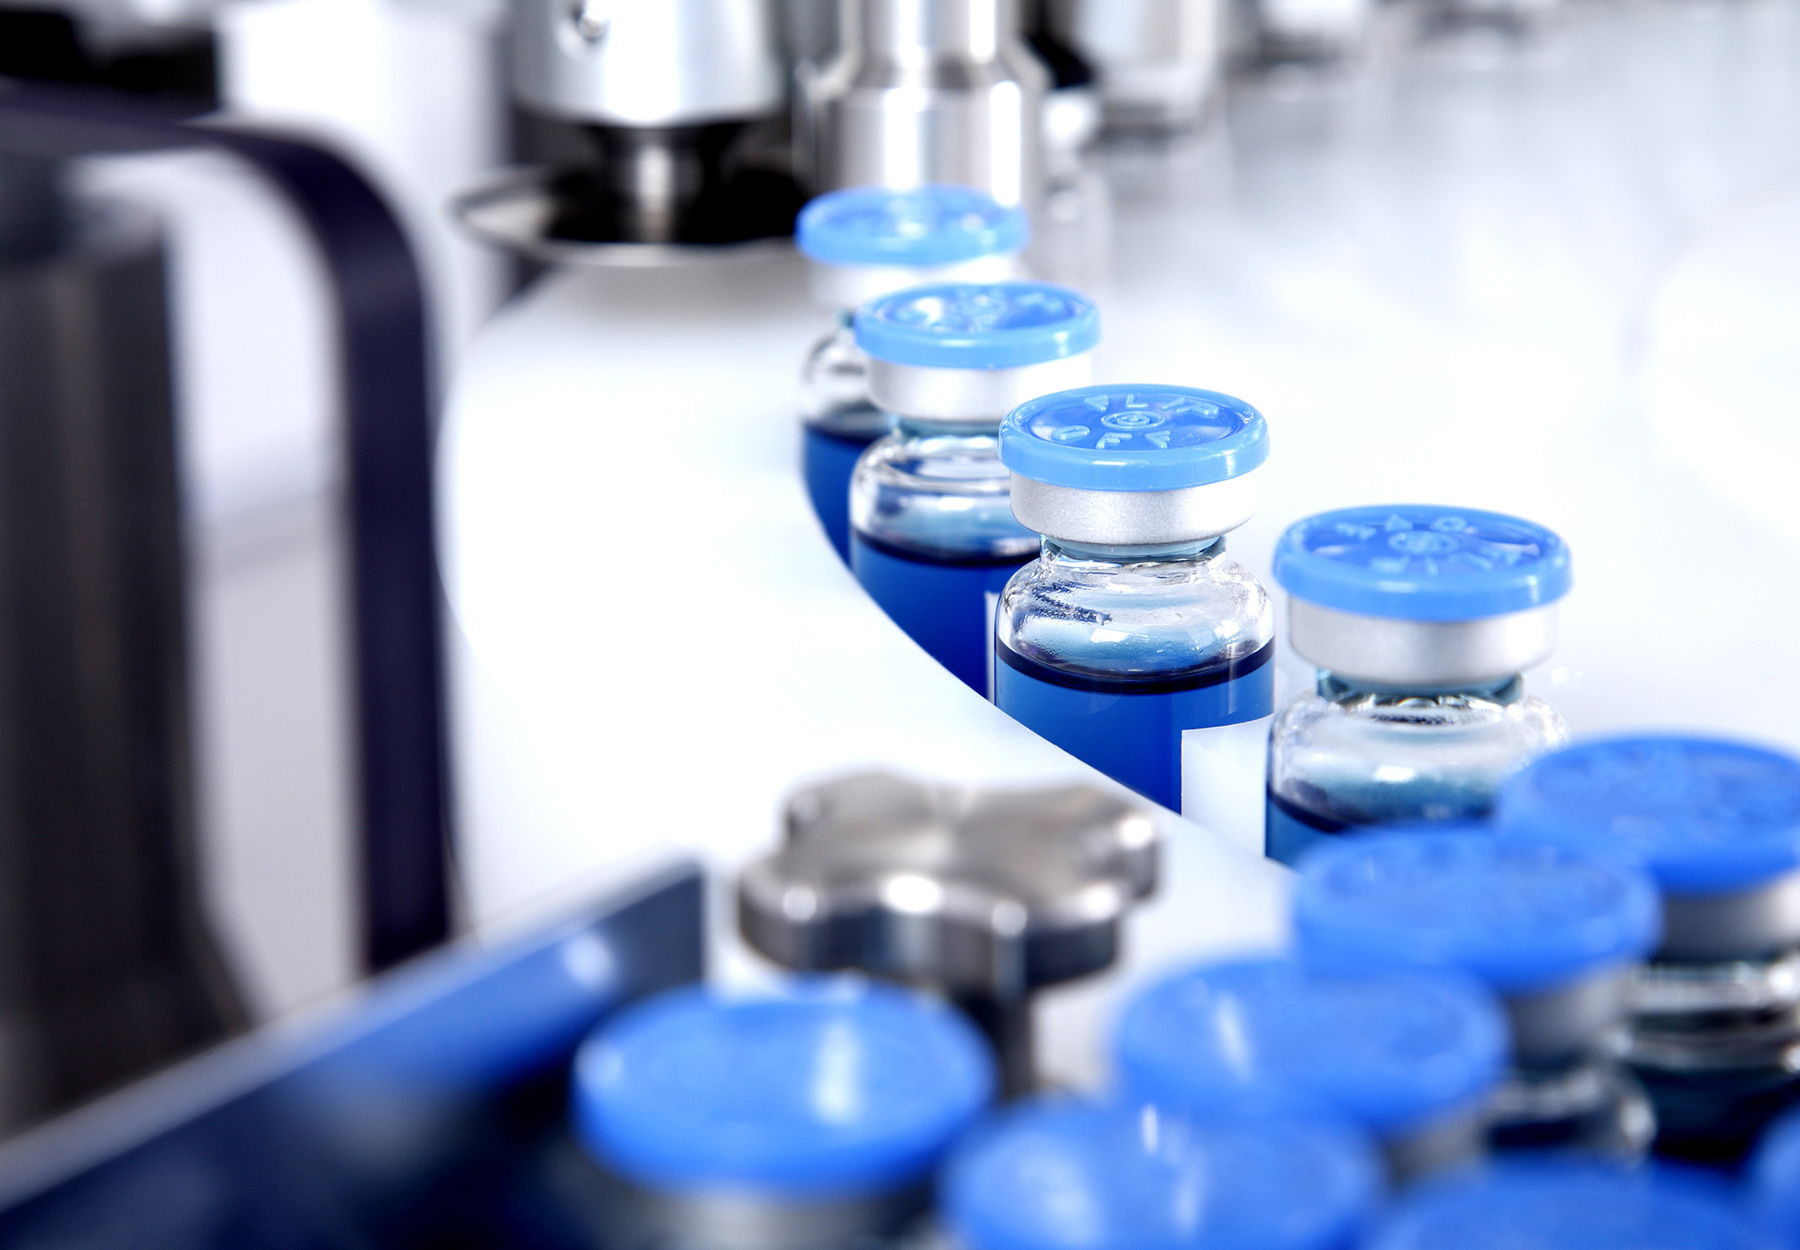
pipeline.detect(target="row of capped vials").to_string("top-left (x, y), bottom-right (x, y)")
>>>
top-left (798, 182), bottom-right (1572, 859)
top-left (543, 750), bottom-right (1800, 1250)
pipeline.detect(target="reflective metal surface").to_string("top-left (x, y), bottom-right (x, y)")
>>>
top-left (801, 0), bottom-right (1047, 205)
top-left (738, 771), bottom-right (1158, 1093)
top-left (1287, 600), bottom-right (1559, 689)
top-left (1010, 473), bottom-right (1259, 545)
top-left (510, 0), bottom-right (783, 126)
top-left (868, 354), bottom-right (1092, 421)
top-left (1505, 968), bottom-right (1634, 1067)
top-left (1659, 872), bottom-right (1800, 962)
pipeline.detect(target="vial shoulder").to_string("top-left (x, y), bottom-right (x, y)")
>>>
top-left (1269, 686), bottom-right (1571, 823)
top-left (849, 431), bottom-right (1037, 559)
top-left (997, 553), bottom-right (1275, 679)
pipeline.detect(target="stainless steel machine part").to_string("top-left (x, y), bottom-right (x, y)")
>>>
top-left (800, 0), bottom-right (1048, 207)
top-left (738, 770), bottom-right (1158, 1095)
top-left (510, 0), bottom-right (784, 127)
top-left (0, 168), bottom-right (246, 1133)
top-left (1047, 0), bottom-right (1222, 137)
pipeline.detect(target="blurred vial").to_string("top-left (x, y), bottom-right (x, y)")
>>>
top-left (941, 1098), bottom-right (1380, 1250)
top-left (1499, 736), bottom-right (1800, 1167)
top-left (796, 187), bottom-right (1029, 562)
top-left (1114, 957), bottom-right (1509, 1180)
top-left (1748, 1102), bottom-right (1800, 1246)
top-left (1265, 505), bottom-right (1572, 866)
top-left (1294, 829), bottom-right (1663, 1159)
top-left (850, 282), bottom-right (1098, 695)
top-left (1369, 1157), bottom-right (1776, 1250)
top-left (567, 980), bottom-right (994, 1250)
top-left (995, 385), bottom-right (1273, 840)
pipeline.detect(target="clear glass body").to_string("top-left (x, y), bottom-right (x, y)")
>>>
top-left (996, 538), bottom-right (1273, 679)
top-left (849, 418), bottom-right (1038, 561)
top-left (800, 310), bottom-right (890, 442)
top-left (1268, 673), bottom-right (1568, 827)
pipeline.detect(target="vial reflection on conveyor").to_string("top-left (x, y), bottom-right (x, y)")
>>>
top-left (569, 980), bottom-right (993, 1250)
top-left (942, 1100), bottom-right (1381, 1250)
top-left (849, 282), bottom-right (1097, 695)
top-left (1266, 505), bottom-right (1572, 866)
top-left (795, 187), bottom-right (1028, 562)
top-left (1295, 829), bottom-right (1662, 1159)
top-left (1499, 736), bottom-right (1800, 1166)
top-left (994, 385), bottom-right (1273, 838)
top-left (1114, 957), bottom-right (1508, 1181)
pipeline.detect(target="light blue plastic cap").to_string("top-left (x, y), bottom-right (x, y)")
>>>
top-left (1370, 1160), bottom-right (1777, 1250)
top-left (572, 980), bottom-right (994, 1199)
top-left (1497, 736), bottom-right (1800, 896)
top-left (1293, 828), bottom-right (1662, 995)
top-left (796, 185), bottom-right (1029, 269)
top-left (1271, 505), bottom-right (1572, 621)
top-left (942, 1099), bottom-right (1379, 1250)
top-left (1748, 1103), bottom-right (1800, 1246)
top-left (998, 386), bottom-right (1270, 492)
top-left (854, 282), bottom-right (1100, 370)
top-left (1114, 958), bottom-right (1508, 1136)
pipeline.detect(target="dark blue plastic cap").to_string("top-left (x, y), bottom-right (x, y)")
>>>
top-left (573, 980), bottom-right (995, 1198)
top-left (1370, 1160), bottom-right (1778, 1250)
top-left (797, 185), bottom-right (1028, 269)
top-left (1497, 736), bottom-right (1800, 896)
top-left (855, 282), bottom-right (1100, 369)
top-left (1115, 958), bottom-right (1508, 1136)
top-left (1293, 829), bottom-right (1662, 995)
top-left (1271, 505), bottom-right (1572, 621)
top-left (943, 1099), bottom-right (1379, 1250)
top-left (1749, 1103), bottom-right (1800, 1247)
top-left (998, 386), bottom-right (1270, 492)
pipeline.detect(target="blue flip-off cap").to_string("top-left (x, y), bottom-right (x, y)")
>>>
top-left (1293, 828), bottom-right (1661, 995)
top-left (1370, 1159), bottom-right (1777, 1250)
top-left (573, 979), bottom-right (994, 1198)
top-left (998, 385), bottom-right (1270, 492)
top-left (1497, 736), bottom-right (1800, 896)
top-left (855, 282), bottom-right (1100, 370)
top-left (1114, 958), bottom-right (1508, 1137)
top-left (797, 185), bottom-right (1029, 269)
top-left (942, 1098), bottom-right (1379, 1250)
top-left (1748, 1103), bottom-right (1800, 1246)
top-left (1271, 505), bottom-right (1571, 621)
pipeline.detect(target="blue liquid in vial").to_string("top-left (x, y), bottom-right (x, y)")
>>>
top-left (804, 423), bottom-right (881, 563)
top-left (1265, 791), bottom-right (1352, 867)
top-left (852, 534), bottom-right (1029, 695)
top-left (1265, 783), bottom-right (1499, 867)
top-left (994, 642), bottom-right (1274, 811)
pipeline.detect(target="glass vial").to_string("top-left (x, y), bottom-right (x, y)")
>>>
top-left (796, 186), bottom-right (1028, 562)
top-left (994, 385), bottom-right (1272, 848)
top-left (1500, 735), bottom-right (1800, 1167)
top-left (850, 282), bottom-right (1098, 695)
top-left (1266, 505), bottom-right (1573, 866)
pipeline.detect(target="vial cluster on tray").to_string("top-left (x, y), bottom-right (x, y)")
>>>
top-left (556, 183), bottom-right (1800, 1249)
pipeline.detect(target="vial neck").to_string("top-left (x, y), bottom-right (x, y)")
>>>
top-left (893, 415), bottom-right (1001, 440)
top-left (1318, 672), bottom-right (1525, 704)
top-left (1044, 536), bottom-right (1226, 567)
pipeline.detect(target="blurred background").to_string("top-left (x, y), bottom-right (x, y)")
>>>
top-left (0, 0), bottom-right (1796, 1226)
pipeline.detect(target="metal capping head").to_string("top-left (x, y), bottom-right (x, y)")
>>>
top-left (737, 772), bottom-right (1159, 997)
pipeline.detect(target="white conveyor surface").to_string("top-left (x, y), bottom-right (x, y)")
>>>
top-left (441, 0), bottom-right (1800, 1086)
